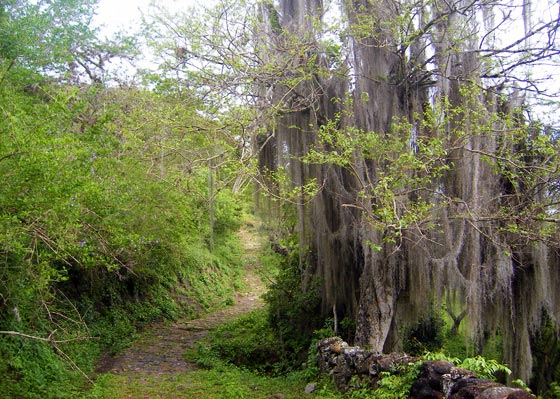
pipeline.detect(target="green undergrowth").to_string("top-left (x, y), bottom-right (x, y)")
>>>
top-left (84, 273), bottom-right (522, 399)
top-left (86, 369), bottom-right (314, 399)
top-left (0, 231), bottom-right (244, 399)
top-left (0, 80), bottom-right (247, 398)
top-left (182, 307), bottom-right (398, 399)
top-left (190, 309), bottom-right (281, 372)
top-left (182, 302), bottom-right (525, 399)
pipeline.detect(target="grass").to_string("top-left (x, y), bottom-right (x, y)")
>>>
top-left (84, 368), bottom-right (322, 399)
top-left (81, 215), bottom-right (352, 399)
top-left (80, 218), bottom-right (326, 399)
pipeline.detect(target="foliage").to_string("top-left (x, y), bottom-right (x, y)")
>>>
top-left (458, 356), bottom-right (512, 380)
top-left (531, 311), bottom-right (560, 395)
top-left (309, 361), bottom-right (422, 399)
top-left (3, 0), bottom-right (560, 397)
top-left (191, 309), bottom-right (282, 373)
top-left (304, 110), bottom-right (450, 242)
top-left (423, 351), bottom-right (512, 381)
top-left (0, 0), bottom-right (136, 85)
top-left (372, 364), bottom-right (422, 399)
top-left (403, 307), bottom-right (447, 355)
top-left (188, 242), bottom-right (327, 376)
top-left (543, 382), bottom-right (560, 399)
top-left (0, 8), bottom-right (247, 394)
top-left (263, 245), bottom-right (324, 371)
top-left (0, 340), bottom-right (86, 399)
top-left (331, 353), bottom-right (513, 399)
top-left (192, 293), bottom-right (324, 375)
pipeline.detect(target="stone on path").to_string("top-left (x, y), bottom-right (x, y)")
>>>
top-left (305, 383), bottom-right (316, 394)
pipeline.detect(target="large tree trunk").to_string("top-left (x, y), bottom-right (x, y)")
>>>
top-left (344, 0), bottom-right (409, 350)
top-left (257, 0), bottom-right (560, 382)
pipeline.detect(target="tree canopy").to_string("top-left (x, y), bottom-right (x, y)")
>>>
top-left (2, 0), bottom-right (560, 396)
top-left (146, 0), bottom-right (560, 383)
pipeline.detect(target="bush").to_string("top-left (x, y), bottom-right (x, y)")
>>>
top-left (192, 249), bottom-right (325, 375)
top-left (0, 80), bottom-right (248, 398)
top-left (543, 382), bottom-right (560, 399)
top-left (264, 247), bottom-right (324, 371)
top-left (403, 308), bottom-right (446, 355)
top-left (194, 309), bottom-right (282, 373)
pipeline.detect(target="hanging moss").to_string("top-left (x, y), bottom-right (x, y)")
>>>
top-left (257, 0), bottom-right (560, 384)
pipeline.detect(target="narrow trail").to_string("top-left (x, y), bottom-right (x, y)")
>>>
top-left (97, 223), bottom-right (267, 377)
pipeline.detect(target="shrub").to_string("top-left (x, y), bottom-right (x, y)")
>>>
top-left (403, 308), bottom-right (446, 355)
top-left (196, 309), bottom-right (282, 372)
top-left (264, 247), bottom-right (324, 371)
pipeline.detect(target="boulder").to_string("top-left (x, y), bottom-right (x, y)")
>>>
top-left (316, 337), bottom-right (536, 399)
top-left (410, 360), bottom-right (455, 399)
top-left (478, 387), bottom-right (535, 399)
top-left (316, 337), bottom-right (417, 392)
top-left (446, 377), bottom-right (503, 398)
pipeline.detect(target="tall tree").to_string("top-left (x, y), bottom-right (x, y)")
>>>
top-left (149, 0), bottom-right (560, 382)
top-left (265, 0), bottom-right (560, 383)
top-left (0, 0), bottom-right (136, 86)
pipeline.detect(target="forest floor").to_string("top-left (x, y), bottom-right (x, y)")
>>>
top-left (96, 225), bottom-right (267, 377)
top-left (85, 222), bottom-right (314, 398)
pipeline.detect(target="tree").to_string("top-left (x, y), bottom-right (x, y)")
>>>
top-left (0, 2), bottom-right (244, 396)
top-left (0, 0), bottom-right (137, 86)
top-left (147, 0), bottom-right (560, 383)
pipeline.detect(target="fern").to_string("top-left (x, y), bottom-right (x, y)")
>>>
top-left (458, 356), bottom-right (511, 379)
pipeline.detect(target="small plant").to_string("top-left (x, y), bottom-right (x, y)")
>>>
top-left (187, 342), bottom-right (227, 370)
top-left (458, 356), bottom-right (511, 379)
top-left (372, 363), bottom-right (422, 399)
top-left (403, 307), bottom-right (446, 355)
top-left (543, 382), bottom-right (560, 399)
top-left (194, 309), bottom-right (284, 373)
top-left (263, 246), bottom-right (324, 371)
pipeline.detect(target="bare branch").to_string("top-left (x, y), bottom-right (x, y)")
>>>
top-left (0, 330), bottom-right (96, 344)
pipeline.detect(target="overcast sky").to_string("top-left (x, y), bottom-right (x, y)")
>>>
top-left (92, 0), bottom-right (198, 78)
top-left (95, 0), bottom-right (148, 37)
top-left (94, 0), bottom-right (197, 37)
top-left (93, 0), bottom-right (559, 115)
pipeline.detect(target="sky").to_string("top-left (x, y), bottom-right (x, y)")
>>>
top-left (95, 0), bottom-right (150, 37)
top-left (93, 0), bottom-right (559, 118)
top-left (94, 0), bottom-right (195, 38)
top-left (93, 0), bottom-right (199, 79)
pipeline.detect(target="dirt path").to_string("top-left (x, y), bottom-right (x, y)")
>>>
top-left (99, 224), bottom-right (267, 376)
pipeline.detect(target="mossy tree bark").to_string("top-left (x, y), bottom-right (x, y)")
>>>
top-left (253, 0), bottom-right (560, 382)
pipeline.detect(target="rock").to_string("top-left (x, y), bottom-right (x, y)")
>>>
top-left (316, 337), bottom-right (536, 399)
top-left (316, 337), bottom-right (417, 392)
top-left (273, 393), bottom-right (285, 399)
top-left (445, 377), bottom-right (536, 399)
top-left (423, 360), bottom-right (455, 386)
top-left (478, 387), bottom-right (534, 399)
top-left (305, 383), bottom-right (316, 394)
top-left (410, 360), bottom-right (455, 399)
top-left (410, 381), bottom-right (440, 399)
top-left (442, 368), bottom-right (478, 397)
top-left (353, 349), bottom-right (375, 374)
top-left (447, 377), bottom-right (506, 399)
top-left (506, 391), bottom-right (536, 399)
top-left (376, 352), bottom-right (417, 373)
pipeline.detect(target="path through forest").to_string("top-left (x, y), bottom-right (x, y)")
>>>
top-left (94, 223), bottom-right (268, 394)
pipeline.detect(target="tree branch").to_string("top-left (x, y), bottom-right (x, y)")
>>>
top-left (0, 330), bottom-right (95, 344)
top-left (0, 330), bottom-right (96, 384)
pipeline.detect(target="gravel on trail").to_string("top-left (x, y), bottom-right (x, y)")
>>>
top-left (94, 225), bottom-right (266, 376)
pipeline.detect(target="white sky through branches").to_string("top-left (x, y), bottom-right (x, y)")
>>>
top-left (94, 0), bottom-right (559, 123)
top-left (95, 0), bottom-right (196, 37)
